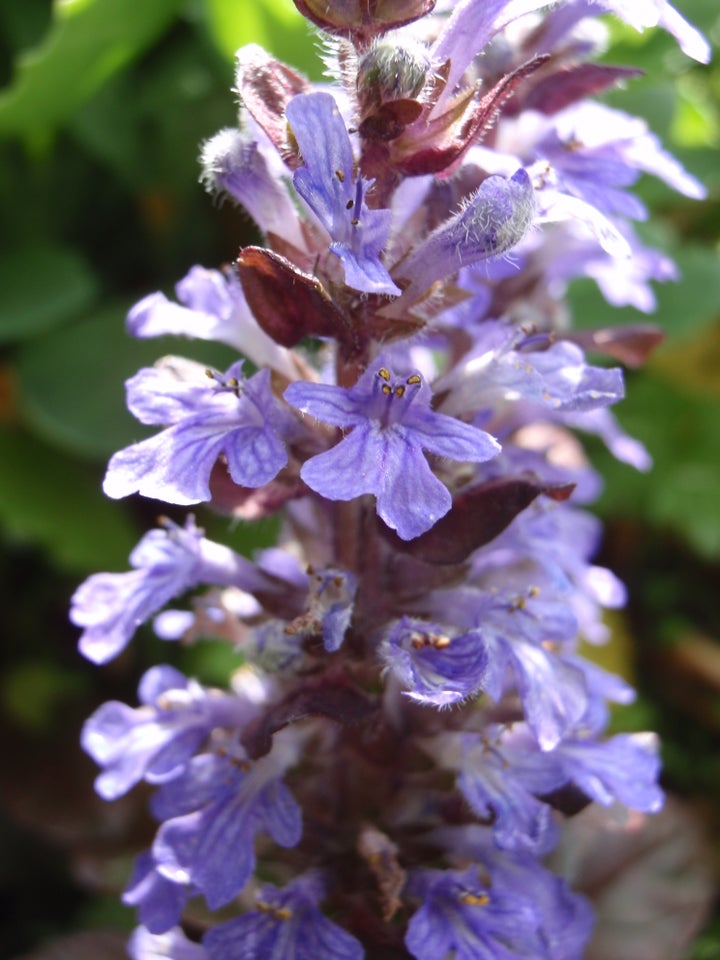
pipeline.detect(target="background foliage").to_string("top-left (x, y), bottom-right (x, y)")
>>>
top-left (0, 1), bottom-right (718, 956)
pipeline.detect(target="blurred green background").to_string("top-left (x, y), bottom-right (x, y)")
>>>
top-left (0, 0), bottom-right (718, 956)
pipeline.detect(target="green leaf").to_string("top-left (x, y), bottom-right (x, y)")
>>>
top-left (1, 660), bottom-right (87, 731)
top-left (592, 376), bottom-right (720, 558)
top-left (15, 302), bottom-right (237, 459)
top-left (0, 243), bottom-right (99, 343)
top-left (0, 425), bottom-right (139, 571)
top-left (568, 235), bottom-right (720, 340)
top-left (0, 0), bottom-right (184, 139)
top-left (202, 0), bottom-right (319, 76)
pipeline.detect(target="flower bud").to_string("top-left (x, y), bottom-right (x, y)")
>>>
top-left (357, 39), bottom-right (429, 110)
top-left (292, 0), bottom-right (435, 42)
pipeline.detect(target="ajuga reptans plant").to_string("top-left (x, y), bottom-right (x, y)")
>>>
top-left (72, 2), bottom-right (710, 957)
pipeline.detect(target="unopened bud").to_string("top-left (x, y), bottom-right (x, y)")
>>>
top-left (357, 39), bottom-right (429, 110)
top-left (398, 169), bottom-right (536, 302)
top-left (292, 0), bottom-right (436, 42)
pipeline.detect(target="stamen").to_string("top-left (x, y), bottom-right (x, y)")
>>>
top-left (256, 900), bottom-right (293, 920)
top-left (353, 176), bottom-right (363, 216)
top-left (459, 891), bottom-right (490, 907)
top-left (335, 169), bottom-right (345, 182)
top-left (206, 367), bottom-right (243, 397)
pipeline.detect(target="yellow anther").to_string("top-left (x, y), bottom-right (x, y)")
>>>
top-left (381, 383), bottom-right (392, 396)
top-left (351, 218), bottom-right (360, 226)
top-left (394, 385), bottom-right (406, 398)
top-left (432, 635), bottom-right (451, 649)
top-left (335, 169), bottom-right (345, 182)
top-left (459, 891), bottom-right (490, 907)
top-left (378, 368), bottom-right (391, 381)
top-left (256, 900), bottom-right (293, 920)
top-left (528, 586), bottom-right (540, 598)
top-left (406, 374), bottom-right (421, 385)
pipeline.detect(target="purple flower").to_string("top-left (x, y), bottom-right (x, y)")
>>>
top-left (458, 828), bottom-right (595, 960)
top-left (429, 0), bottom-right (555, 108)
top-left (293, 565), bottom-right (357, 653)
top-left (380, 616), bottom-right (489, 707)
top-left (285, 358), bottom-right (500, 540)
top-left (594, 0), bottom-right (711, 63)
top-left (127, 265), bottom-right (297, 377)
top-left (535, 102), bottom-right (706, 220)
top-left (128, 926), bottom-right (208, 960)
top-left (152, 742), bottom-right (302, 909)
top-left (200, 126), bottom-right (307, 251)
top-left (103, 360), bottom-right (292, 505)
top-left (426, 581), bottom-right (587, 749)
top-left (203, 873), bottom-right (364, 960)
top-left (455, 726), bottom-right (563, 854)
top-left (405, 864), bottom-right (544, 960)
top-left (123, 851), bottom-right (191, 935)
top-left (285, 92), bottom-right (401, 296)
top-left (70, 516), bottom-right (271, 663)
top-left (399, 169), bottom-right (536, 302)
top-left (437, 321), bottom-right (625, 420)
top-left (552, 731), bottom-right (664, 812)
top-left (81, 664), bottom-right (260, 799)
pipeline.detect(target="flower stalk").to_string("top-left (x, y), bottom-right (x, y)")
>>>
top-left (72, 2), bottom-right (709, 957)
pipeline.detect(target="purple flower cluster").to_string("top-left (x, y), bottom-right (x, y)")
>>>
top-left (73, 1), bottom-right (708, 956)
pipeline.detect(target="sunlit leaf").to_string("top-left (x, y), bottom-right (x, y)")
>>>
top-left (0, 244), bottom-right (98, 343)
top-left (203, 0), bottom-right (319, 75)
top-left (0, 426), bottom-right (139, 571)
top-left (592, 376), bottom-right (720, 558)
top-left (552, 800), bottom-right (714, 960)
top-left (0, 0), bottom-right (183, 139)
top-left (651, 320), bottom-right (720, 400)
top-left (15, 304), bottom-right (237, 460)
top-left (568, 237), bottom-right (720, 340)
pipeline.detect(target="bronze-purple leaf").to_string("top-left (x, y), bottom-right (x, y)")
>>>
top-left (394, 55), bottom-right (550, 176)
top-left (522, 64), bottom-right (644, 116)
top-left (566, 325), bottom-right (665, 369)
top-left (357, 824), bottom-right (406, 921)
top-left (551, 800), bottom-right (714, 960)
top-left (236, 47), bottom-right (311, 165)
top-left (538, 782), bottom-right (592, 817)
top-left (242, 681), bottom-right (377, 758)
top-left (359, 99), bottom-right (424, 141)
top-left (238, 246), bottom-right (347, 347)
top-left (383, 474), bottom-right (575, 564)
top-left (17, 931), bottom-right (130, 960)
top-left (292, 0), bottom-right (435, 41)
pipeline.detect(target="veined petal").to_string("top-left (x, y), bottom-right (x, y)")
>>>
top-left (376, 438), bottom-right (453, 540)
top-left (103, 425), bottom-right (229, 505)
top-left (407, 409), bottom-right (500, 462)
top-left (284, 380), bottom-right (366, 427)
top-left (286, 92), bottom-right (400, 295)
top-left (300, 424), bottom-right (390, 502)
